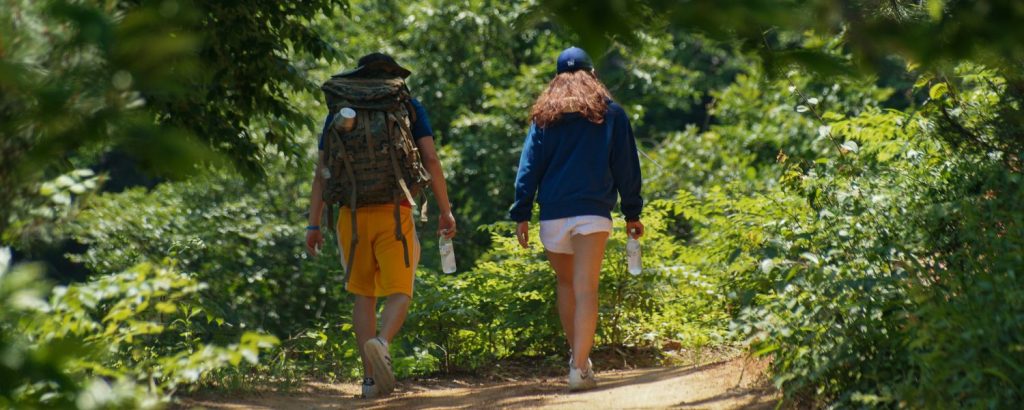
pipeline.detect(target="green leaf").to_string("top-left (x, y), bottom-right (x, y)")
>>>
top-left (822, 111), bottom-right (845, 121)
top-left (39, 182), bottom-right (58, 196)
top-left (55, 175), bottom-right (75, 188)
top-left (929, 83), bottom-right (949, 100)
top-left (913, 75), bottom-right (933, 90)
top-left (72, 169), bottom-right (96, 178)
top-left (800, 252), bottom-right (820, 265)
top-left (755, 343), bottom-right (779, 356)
top-left (240, 347), bottom-right (259, 364)
top-left (983, 368), bottom-right (1011, 383)
top-left (155, 302), bottom-right (177, 314)
top-left (104, 307), bottom-right (133, 323)
top-left (927, 0), bottom-right (945, 21)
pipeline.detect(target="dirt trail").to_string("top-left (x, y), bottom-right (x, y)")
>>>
top-left (182, 357), bottom-right (776, 409)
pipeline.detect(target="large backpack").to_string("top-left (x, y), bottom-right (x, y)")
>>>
top-left (320, 75), bottom-right (431, 275)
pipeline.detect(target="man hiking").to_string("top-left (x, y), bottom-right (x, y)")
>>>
top-left (305, 52), bottom-right (457, 398)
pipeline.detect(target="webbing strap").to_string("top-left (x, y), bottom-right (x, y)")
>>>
top-left (405, 98), bottom-right (418, 129)
top-left (386, 112), bottom-right (417, 207)
top-left (336, 133), bottom-right (360, 282)
top-left (419, 192), bottom-right (429, 224)
top-left (394, 195), bottom-right (410, 268)
top-left (384, 112), bottom-right (412, 268)
top-left (343, 201), bottom-right (357, 285)
top-left (397, 106), bottom-right (429, 224)
top-left (323, 126), bottom-right (336, 235)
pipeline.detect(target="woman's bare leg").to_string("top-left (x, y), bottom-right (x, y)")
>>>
top-left (569, 232), bottom-right (609, 371)
top-left (547, 251), bottom-right (576, 352)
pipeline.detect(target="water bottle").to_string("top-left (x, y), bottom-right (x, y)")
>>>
top-left (626, 229), bottom-right (641, 275)
top-left (335, 107), bottom-right (356, 132)
top-left (439, 231), bottom-right (457, 274)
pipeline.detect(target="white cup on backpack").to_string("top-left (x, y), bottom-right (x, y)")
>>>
top-left (336, 107), bottom-right (356, 132)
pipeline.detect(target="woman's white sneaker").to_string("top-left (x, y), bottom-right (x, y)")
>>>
top-left (568, 358), bottom-right (597, 391)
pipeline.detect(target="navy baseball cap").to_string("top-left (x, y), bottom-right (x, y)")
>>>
top-left (556, 46), bottom-right (593, 74)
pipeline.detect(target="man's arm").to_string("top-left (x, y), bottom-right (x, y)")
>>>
top-left (305, 151), bottom-right (326, 255)
top-left (415, 137), bottom-right (456, 238)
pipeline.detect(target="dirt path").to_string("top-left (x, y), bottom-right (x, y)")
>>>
top-left (182, 357), bottom-right (776, 409)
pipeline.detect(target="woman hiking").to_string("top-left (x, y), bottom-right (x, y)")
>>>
top-left (508, 46), bottom-right (644, 391)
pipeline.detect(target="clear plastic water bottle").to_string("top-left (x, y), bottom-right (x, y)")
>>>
top-left (626, 229), bottom-right (642, 275)
top-left (439, 231), bottom-right (457, 274)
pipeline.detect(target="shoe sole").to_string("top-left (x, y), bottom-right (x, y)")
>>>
top-left (568, 367), bottom-right (597, 392)
top-left (364, 338), bottom-right (395, 394)
top-left (568, 380), bottom-right (597, 392)
top-left (362, 388), bottom-right (381, 399)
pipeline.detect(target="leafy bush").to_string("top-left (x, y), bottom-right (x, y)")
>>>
top-left (65, 164), bottom-right (349, 338)
top-left (1, 248), bottom-right (278, 408)
top-left (678, 62), bottom-right (1024, 406)
top-left (402, 203), bottom-right (729, 372)
top-left (12, 1), bottom-right (1024, 407)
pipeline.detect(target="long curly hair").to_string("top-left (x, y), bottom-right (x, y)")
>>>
top-left (530, 70), bottom-right (612, 128)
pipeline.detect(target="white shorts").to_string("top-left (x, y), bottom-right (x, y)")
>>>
top-left (540, 215), bottom-right (613, 254)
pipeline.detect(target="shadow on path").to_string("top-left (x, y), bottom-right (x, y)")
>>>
top-left (179, 358), bottom-right (778, 409)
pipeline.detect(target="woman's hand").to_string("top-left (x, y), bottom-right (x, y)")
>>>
top-left (626, 220), bottom-right (645, 239)
top-left (516, 221), bottom-right (530, 249)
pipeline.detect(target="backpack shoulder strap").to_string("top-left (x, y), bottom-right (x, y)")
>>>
top-left (323, 117), bottom-right (360, 278)
top-left (403, 84), bottom-right (418, 127)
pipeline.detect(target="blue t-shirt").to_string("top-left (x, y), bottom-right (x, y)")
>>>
top-left (318, 98), bottom-right (433, 150)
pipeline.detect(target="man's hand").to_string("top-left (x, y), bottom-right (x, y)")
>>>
top-left (306, 229), bottom-right (325, 257)
top-left (626, 220), bottom-right (645, 239)
top-left (516, 221), bottom-right (530, 249)
top-left (438, 212), bottom-right (457, 239)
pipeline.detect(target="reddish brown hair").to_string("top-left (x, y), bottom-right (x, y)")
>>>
top-left (530, 70), bottom-right (612, 128)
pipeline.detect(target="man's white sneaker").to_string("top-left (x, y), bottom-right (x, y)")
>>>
top-left (364, 337), bottom-right (395, 394)
top-left (568, 357), bottom-right (597, 391)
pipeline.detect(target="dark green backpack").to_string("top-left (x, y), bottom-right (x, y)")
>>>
top-left (320, 76), bottom-right (431, 273)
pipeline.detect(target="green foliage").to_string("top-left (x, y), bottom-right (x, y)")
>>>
top-left (537, 0), bottom-right (1024, 75)
top-left (36, 263), bottom-right (279, 392)
top-left (669, 60), bottom-right (1024, 406)
top-left (62, 162), bottom-right (361, 343)
top-left (7, 0), bottom-right (1024, 407)
top-left (5, 169), bottom-right (104, 247)
top-left (0, 251), bottom-right (101, 410)
top-left (402, 205), bottom-right (726, 372)
top-left (1, 0), bottom-right (346, 236)
top-left (0, 250), bottom-right (279, 408)
top-left (59, 159), bottom-right (374, 383)
top-left (276, 322), bottom-right (361, 381)
top-left (1, 0), bottom-right (207, 236)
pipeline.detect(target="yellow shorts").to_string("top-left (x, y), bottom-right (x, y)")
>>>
top-left (336, 205), bottom-right (419, 298)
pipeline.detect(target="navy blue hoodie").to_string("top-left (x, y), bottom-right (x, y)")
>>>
top-left (509, 102), bottom-right (643, 222)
